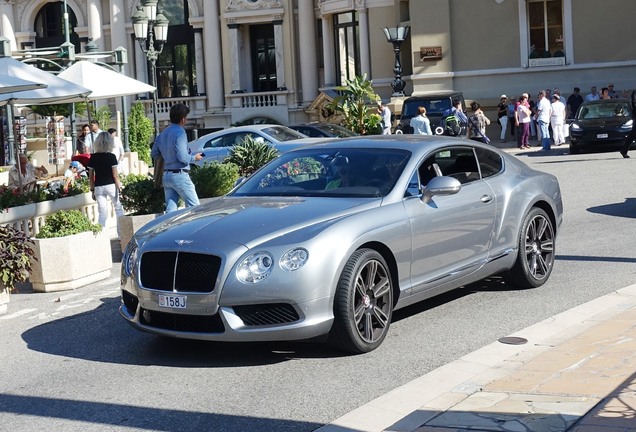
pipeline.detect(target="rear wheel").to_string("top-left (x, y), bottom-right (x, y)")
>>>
top-left (507, 207), bottom-right (555, 288)
top-left (327, 249), bottom-right (393, 354)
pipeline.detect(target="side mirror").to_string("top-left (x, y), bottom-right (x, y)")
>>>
top-left (421, 176), bottom-right (461, 203)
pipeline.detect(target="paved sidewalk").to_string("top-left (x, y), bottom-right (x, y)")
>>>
top-left (318, 284), bottom-right (636, 432)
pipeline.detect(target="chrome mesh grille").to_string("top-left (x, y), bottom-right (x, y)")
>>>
top-left (139, 251), bottom-right (221, 293)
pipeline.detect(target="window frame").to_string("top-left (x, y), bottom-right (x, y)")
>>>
top-left (519, 0), bottom-right (573, 67)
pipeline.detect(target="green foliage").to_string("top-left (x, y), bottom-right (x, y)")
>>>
top-left (36, 210), bottom-right (102, 239)
top-left (127, 102), bottom-right (153, 165)
top-left (94, 105), bottom-right (112, 131)
top-left (327, 74), bottom-right (383, 135)
top-left (120, 174), bottom-right (165, 215)
top-left (190, 162), bottom-right (240, 199)
top-left (29, 103), bottom-right (73, 118)
top-left (224, 135), bottom-right (279, 176)
top-left (0, 181), bottom-right (87, 212)
top-left (0, 225), bottom-right (35, 292)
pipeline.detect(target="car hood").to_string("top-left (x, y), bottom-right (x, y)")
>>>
top-left (136, 196), bottom-right (379, 250)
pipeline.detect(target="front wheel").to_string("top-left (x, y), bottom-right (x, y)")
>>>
top-left (507, 207), bottom-right (555, 288)
top-left (327, 249), bottom-right (393, 354)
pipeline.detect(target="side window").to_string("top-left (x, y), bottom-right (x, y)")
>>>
top-left (474, 147), bottom-right (503, 179)
top-left (442, 148), bottom-right (480, 184)
top-left (205, 136), bottom-right (224, 149)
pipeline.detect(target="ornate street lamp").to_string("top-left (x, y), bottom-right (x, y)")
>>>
top-left (382, 26), bottom-right (410, 97)
top-left (132, 0), bottom-right (169, 142)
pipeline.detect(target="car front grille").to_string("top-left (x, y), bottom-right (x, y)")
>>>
top-left (139, 307), bottom-right (225, 333)
top-left (233, 303), bottom-right (300, 326)
top-left (139, 251), bottom-right (221, 293)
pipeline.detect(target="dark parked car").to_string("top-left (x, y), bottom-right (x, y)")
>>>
top-left (569, 98), bottom-right (633, 154)
top-left (396, 91), bottom-right (465, 134)
top-left (289, 123), bottom-right (359, 138)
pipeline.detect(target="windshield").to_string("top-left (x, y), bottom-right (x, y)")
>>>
top-left (577, 102), bottom-right (633, 120)
top-left (232, 148), bottom-right (411, 198)
top-left (402, 98), bottom-right (453, 118)
top-left (261, 126), bottom-right (308, 141)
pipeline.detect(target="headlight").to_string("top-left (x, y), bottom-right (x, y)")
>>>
top-left (570, 123), bottom-right (582, 131)
top-left (280, 248), bottom-right (309, 271)
top-left (620, 119), bottom-right (633, 130)
top-left (123, 240), bottom-right (138, 277)
top-left (237, 252), bottom-right (274, 283)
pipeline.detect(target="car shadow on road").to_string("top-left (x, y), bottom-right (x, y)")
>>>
top-left (21, 297), bottom-right (348, 367)
top-left (0, 393), bottom-right (322, 432)
top-left (588, 197), bottom-right (636, 219)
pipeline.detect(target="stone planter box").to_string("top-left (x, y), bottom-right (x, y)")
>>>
top-left (0, 284), bottom-right (9, 315)
top-left (29, 230), bottom-right (113, 292)
top-left (119, 213), bottom-right (163, 251)
top-left (0, 170), bottom-right (8, 186)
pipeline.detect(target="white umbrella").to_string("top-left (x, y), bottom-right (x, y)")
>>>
top-left (57, 60), bottom-right (155, 99)
top-left (0, 56), bottom-right (91, 104)
top-left (0, 74), bottom-right (47, 94)
top-left (58, 60), bottom-right (156, 151)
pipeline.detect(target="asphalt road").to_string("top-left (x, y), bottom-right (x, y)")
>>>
top-left (1, 145), bottom-right (635, 432)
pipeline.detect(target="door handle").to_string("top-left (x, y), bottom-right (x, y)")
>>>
top-left (480, 194), bottom-right (493, 203)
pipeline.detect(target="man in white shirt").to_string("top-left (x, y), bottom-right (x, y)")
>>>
top-left (377, 102), bottom-right (392, 135)
top-left (84, 119), bottom-right (103, 153)
top-left (536, 90), bottom-right (552, 151)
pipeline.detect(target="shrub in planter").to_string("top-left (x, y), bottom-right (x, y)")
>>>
top-left (190, 162), bottom-right (240, 199)
top-left (224, 135), bottom-right (279, 176)
top-left (36, 209), bottom-right (102, 239)
top-left (120, 174), bottom-right (165, 215)
top-left (31, 210), bottom-right (111, 292)
top-left (0, 224), bottom-right (35, 293)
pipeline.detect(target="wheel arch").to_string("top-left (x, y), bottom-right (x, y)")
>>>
top-left (357, 241), bottom-right (401, 307)
top-left (530, 199), bottom-right (558, 236)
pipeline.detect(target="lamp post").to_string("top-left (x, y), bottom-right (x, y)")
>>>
top-left (382, 26), bottom-right (410, 97)
top-left (132, 0), bottom-right (169, 143)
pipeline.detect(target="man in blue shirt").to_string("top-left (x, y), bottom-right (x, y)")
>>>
top-left (151, 103), bottom-right (203, 213)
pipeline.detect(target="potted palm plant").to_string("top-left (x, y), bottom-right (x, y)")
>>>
top-left (0, 224), bottom-right (35, 314)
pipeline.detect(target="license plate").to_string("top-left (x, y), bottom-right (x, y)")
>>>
top-left (597, 133), bottom-right (608, 139)
top-left (158, 294), bottom-right (187, 309)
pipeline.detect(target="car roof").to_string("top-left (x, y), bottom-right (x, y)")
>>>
top-left (581, 98), bottom-right (629, 106)
top-left (407, 90), bottom-right (464, 99)
top-left (189, 124), bottom-right (302, 143)
top-left (282, 134), bottom-right (501, 160)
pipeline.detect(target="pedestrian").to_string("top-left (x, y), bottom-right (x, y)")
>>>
top-left (507, 96), bottom-right (517, 138)
top-left (378, 102), bottom-right (392, 135)
top-left (619, 90), bottom-right (636, 159)
top-left (550, 94), bottom-right (566, 146)
top-left (84, 119), bottom-right (103, 153)
top-left (409, 106), bottom-right (432, 135)
top-left (566, 87), bottom-right (584, 120)
top-left (585, 86), bottom-right (599, 102)
top-left (108, 128), bottom-right (126, 173)
top-left (468, 101), bottom-right (490, 143)
top-left (515, 95), bottom-right (532, 149)
top-left (75, 124), bottom-right (90, 155)
top-left (536, 90), bottom-right (552, 151)
top-left (497, 95), bottom-right (508, 142)
top-left (87, 131), bottom-right (125, 236)
top-left (151, 103), bottom-right (203, 213)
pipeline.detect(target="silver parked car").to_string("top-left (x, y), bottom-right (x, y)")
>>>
top-left (121, 136), bottom-right (563, 353)
top-left (187, 124), bottom-right (320, 166)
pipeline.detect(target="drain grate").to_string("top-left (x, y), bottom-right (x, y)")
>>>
top-left (498, 336), bottom-right (528, 345)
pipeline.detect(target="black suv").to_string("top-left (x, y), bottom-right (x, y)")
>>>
top-left (396, 91), bottom-right (465, 134)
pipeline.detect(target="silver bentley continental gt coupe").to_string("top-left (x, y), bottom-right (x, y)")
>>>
top-left (120, 136), bottom-right (563, 354)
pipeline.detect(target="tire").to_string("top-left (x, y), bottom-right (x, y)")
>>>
top-left (507, 207), bottom-right (555, 289)
top-left (327, 249), bottom-right (393, 354)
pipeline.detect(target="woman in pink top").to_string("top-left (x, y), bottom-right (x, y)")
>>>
top-left (516, 95), bottom-right (532, 149)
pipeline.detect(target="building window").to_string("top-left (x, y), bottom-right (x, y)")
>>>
top-left (250, 24), bottom-right (277, 92)
top-left (527, 0), bottom-right (564, 59)
top-left (34, 2), bottom-right (80, 52)
top-left (334, 11), bottom-right (360, 85)
top-left (154, 0), bottom-right (196, 98)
